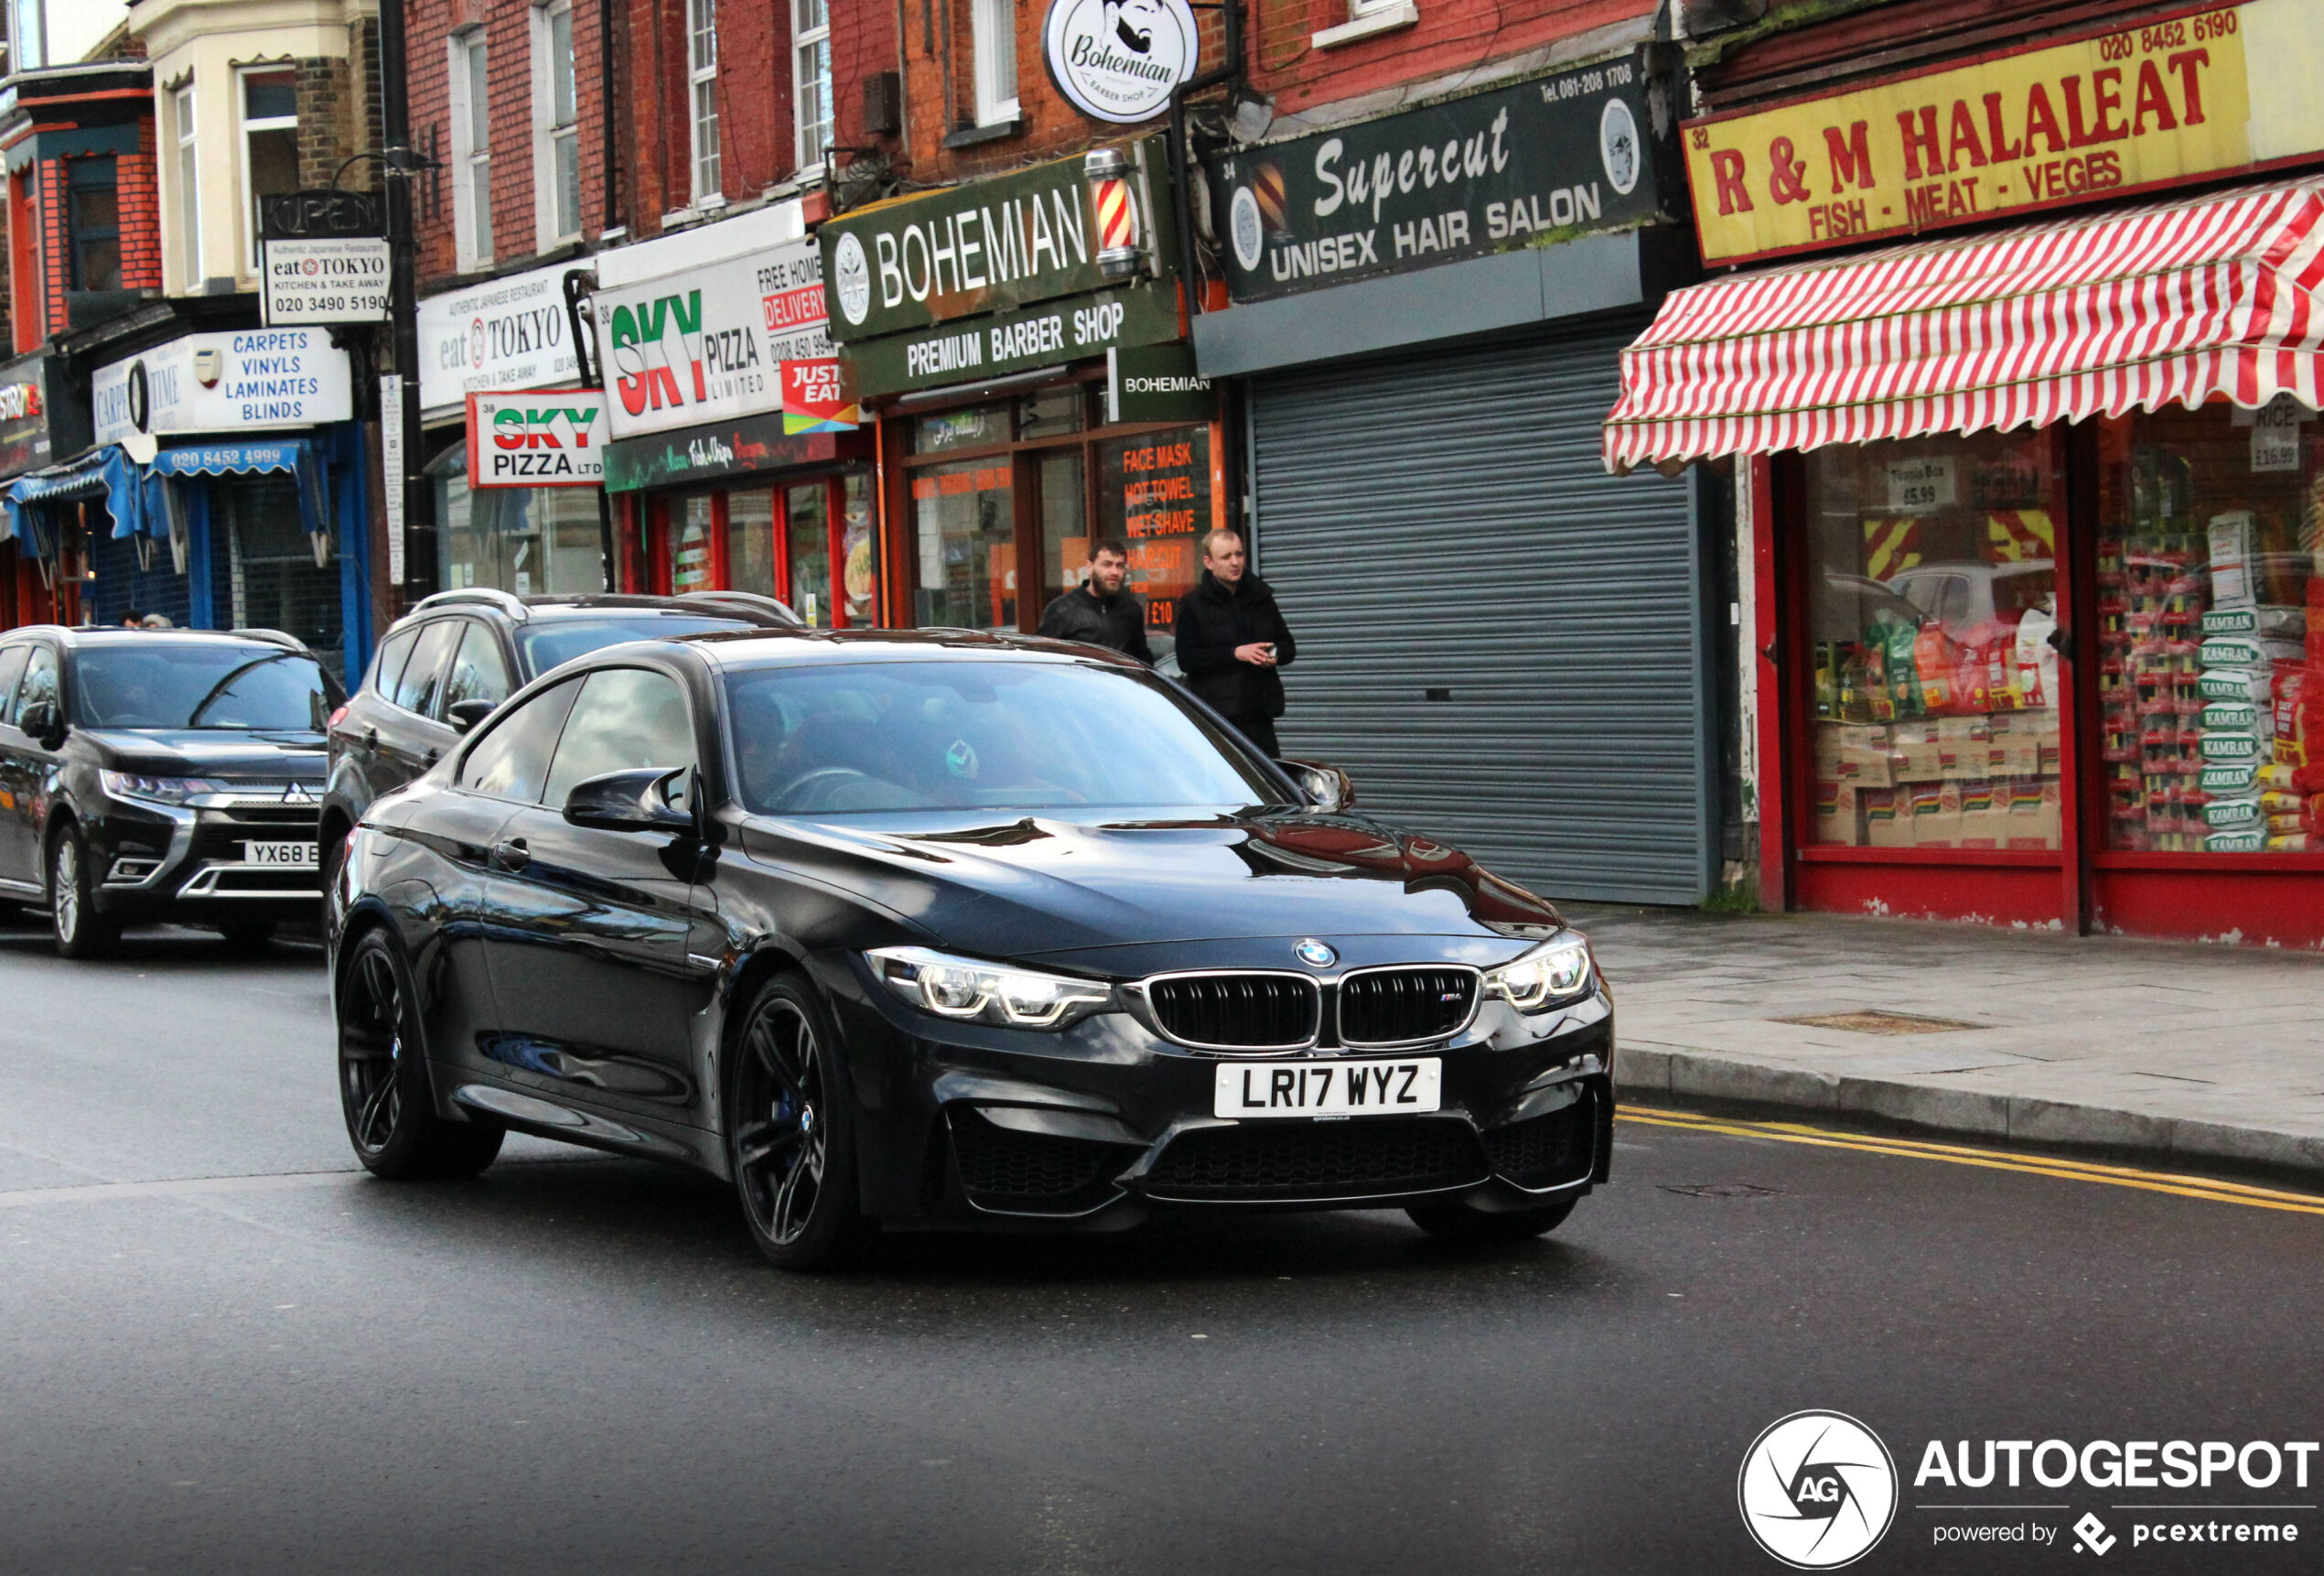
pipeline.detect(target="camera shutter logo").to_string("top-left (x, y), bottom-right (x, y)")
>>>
top-left (833, 232), bottom-right (872, 327)
top-left (1599, 97), bottom-right (1641, 196)
top-left (1737, 1411), bottom-right (1898, 1569)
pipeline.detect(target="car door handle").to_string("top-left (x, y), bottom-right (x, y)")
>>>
top-left (363, 728), bottom-right (379, 750)
top-left (423, 748), bottom-right (440, 766)
top-left (488, 838), bottom-right (530, 871)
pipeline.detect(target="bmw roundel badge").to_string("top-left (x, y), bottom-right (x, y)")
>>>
top-left (1294, 939), bottom-right (1338, 968)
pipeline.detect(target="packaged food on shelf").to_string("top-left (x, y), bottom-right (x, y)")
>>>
top-left (1865, 787), bottom-right (1911, 848)
top-left (2208, 512), bottom-right (2256, 606)
top-left (2206, 829), bottom-right (2265, 852)
top-left (2198, 666), bottom-right (2271, 703)
top-left (2199, 729), bottom-right (2268, 762)
top-left (2006, 776), bottom-right (2060, 847)
top-left (1957, 781), bottom-right (2007, 847)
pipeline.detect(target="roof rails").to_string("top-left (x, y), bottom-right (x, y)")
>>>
top-left (672, 590), bottom-right (802, 625)
top-left (412, 588), bottom-right (530, 621)
top-left (229, 628), bottom-right (309, 651)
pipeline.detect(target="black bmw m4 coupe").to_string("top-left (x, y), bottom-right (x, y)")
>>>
top-left (329, 629), bottom-right (1613, 1268)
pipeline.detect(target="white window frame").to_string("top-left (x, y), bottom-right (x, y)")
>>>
top-left (448, 29), bottom-right (493, 269)
top-left (792, 0), bottom-right (832, 177)
top-left (237, 65), bottom-right (299, 275)
top-left (533, 0), bottom-right (581, 248)
top-left (172, 83), bottom-right (202, 288)
top-left (687, 0), bottom-right (722, 206)
top-left (971, 0), bottom-right (1018, 126)
top-left (1312, 0), bottom-right (1419, 49)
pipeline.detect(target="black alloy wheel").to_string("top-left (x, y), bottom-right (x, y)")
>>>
top-left (48, 823), bottom-right (118, 959)
top-left (727, 976), bottom-right (865, 1270)
top-left (336, 927), bottom-right (503, 1179)
top-left (1405, 1195), bottom-right (1577, 1244)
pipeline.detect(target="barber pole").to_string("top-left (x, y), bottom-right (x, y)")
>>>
top-left (1084, 146), bottom-right (1143, 280)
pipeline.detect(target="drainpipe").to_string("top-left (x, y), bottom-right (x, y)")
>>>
top-left (1166, 0), bottom-right (1243, 311)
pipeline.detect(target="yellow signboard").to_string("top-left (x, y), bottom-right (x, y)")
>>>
top-left (1684, 0), bottom-right (2324, 264)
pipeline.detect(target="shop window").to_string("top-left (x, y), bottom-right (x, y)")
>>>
top-left (971, 0), bottom-right (1018, 127)
top-left (449, 31), bottom-right (493, 269)
top-left (533, 0), bottom-right (582, 246)
top-left (840, 474), bottom-right (878, 626)
top-left (434, 448), bottom-right (603, 596)
top-left (240, 68), bottom-right (300, 275)
top-left (688, 0), bottom-right (722, 205)
top-left (672, 495), bottom-right (716, 593)
top-left (2096, 402), bottom-right (2323, 855)
top-left (794, 0), bottom-right (833, 173)
top-left (786, 482), bottom-right (830, 625)
top-left (1017, 386), bottom-right (1085, 439)
top-left (728, 489), bottom-right (778, 600)
top-left (173, 86), bottom-right (202, 286)
top-left (1037, 451), bottom-right (1087, 624)
top-left (913, 459), bottom-right (1014, 631)
top-left (68, 157), bottom-right (120, 293)
top-left (1097, 426), bottom-right (1210, 660)
top-left (1802, 432), bottom-right (2061, 852)
top-left (226, 476), bottom-right (342, 680)
top-left (914, 402), bottom-right (1011, 454)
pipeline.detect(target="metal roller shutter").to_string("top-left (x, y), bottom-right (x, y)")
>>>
top-left (1252, 319), bottom-right (1711, 905)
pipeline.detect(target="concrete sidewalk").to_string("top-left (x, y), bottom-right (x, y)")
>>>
top-left (1565, 903), bottom-right (2324, 1176)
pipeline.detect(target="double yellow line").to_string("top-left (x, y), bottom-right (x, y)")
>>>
top-left (1617, 1104), bottom-right (2324, 1218)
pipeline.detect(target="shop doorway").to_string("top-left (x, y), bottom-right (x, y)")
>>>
top-left (225, 476), bottom-right (342, 680)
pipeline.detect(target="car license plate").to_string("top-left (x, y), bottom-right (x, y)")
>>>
top-left (1213, 1058), bottom-right (1442, 1119)
top-left (242, 840), bottom-right (317, 868)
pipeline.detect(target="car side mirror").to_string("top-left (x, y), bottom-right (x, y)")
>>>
top-left (17, 698), bottom-right (63, 749)
top-left (563, 767), bottom-right (695, 835)
top-left (446, 697), bottom-right (497, 734)
top-left (1279, 759), bottom-right (1355, 813)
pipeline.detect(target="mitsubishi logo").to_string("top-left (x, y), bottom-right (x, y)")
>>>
top-left (283, 783), bottom-right (315, 805)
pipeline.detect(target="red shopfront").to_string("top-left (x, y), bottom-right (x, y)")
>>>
top-left (1609, 178), bottom-right (2324, 945)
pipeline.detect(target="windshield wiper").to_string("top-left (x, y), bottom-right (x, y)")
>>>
top-left (187, 652), bottom-right (296, 728)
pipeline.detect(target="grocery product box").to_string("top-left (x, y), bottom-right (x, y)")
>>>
top-left (1890, 722), bottom-right (1945, 782)
top-left (1957, 781), bottom-right (2007, 847)
top-left (2006, 777), bottom-right (2061, 847)
top-left (1864, 787), bottom-right (1910, 847)
top-left (1908, 783), bottom-right (1963, 847)
top-left (1814, 780), bottom-right (1866, 845)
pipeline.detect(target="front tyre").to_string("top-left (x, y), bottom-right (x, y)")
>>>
top-left (1406, 1196), bottom-right (1576, 1244)
top-left (48, 824), bottom-right (118, 959)
top-left (727, 974), bottom-right (866, 1271)
top-left (337, 927), bottom-right (502, 1179)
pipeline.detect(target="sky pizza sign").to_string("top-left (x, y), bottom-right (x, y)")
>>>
top-left (466, 391), bottom-right (610, 488)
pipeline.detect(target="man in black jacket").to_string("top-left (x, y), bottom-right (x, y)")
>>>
top-left (1037, 538), bottom-right (1153, 661)
top-left (1171, 527), bottom-right (1296, 758)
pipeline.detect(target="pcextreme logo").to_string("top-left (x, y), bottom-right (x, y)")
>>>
top-left (1739, 1411), bottom-right (1899, 1569)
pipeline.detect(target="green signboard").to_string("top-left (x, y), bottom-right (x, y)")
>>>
top-left (1209, 52), bottom-right (1671, 304)
top-left (601, 412), bottom-right (850, 493)
top-left (839, 280), bottom-right (1181, 401)
top-left (820, 135), bottom-right (1179, 343)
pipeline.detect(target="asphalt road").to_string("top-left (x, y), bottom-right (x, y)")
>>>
top-left (1, 918), bottom-right (2319, 1576)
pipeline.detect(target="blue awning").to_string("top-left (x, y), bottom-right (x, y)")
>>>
top-left (149, 439), bottom-right (330, 537)
top-left (2, 446), bottom-right (145, 554)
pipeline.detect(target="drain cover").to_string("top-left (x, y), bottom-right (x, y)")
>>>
top-left (1775, 1009), bottom-right (1984, 1035)
top-left (1660, 1182), bottom-right (1786, 1198)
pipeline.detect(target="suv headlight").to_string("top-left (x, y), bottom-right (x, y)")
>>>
top-left (1481, 932), bottom-right (1594, 1012)
top-left (100, 772), bottom-right (223, 806)
top-left (867, 946), bottom-right (1115, 1030)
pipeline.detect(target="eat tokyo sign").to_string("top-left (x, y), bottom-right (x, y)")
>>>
top-left (1682, 0), bottom-right (2324, 264)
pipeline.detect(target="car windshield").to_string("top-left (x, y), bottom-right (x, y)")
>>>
top-left (723, 660), bottom-right (1285, 816)
top-left (516, 615), bottom-right (756, 677)
top-left (72, 643), bottom-right (338, 731)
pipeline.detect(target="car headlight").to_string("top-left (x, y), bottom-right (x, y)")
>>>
top-left (868, 946), bottom-right (1115, 1030)
top-left (1481, 932), bottom-right (1594, 1012)
top-left (99, 772), bottom-right (224, 806)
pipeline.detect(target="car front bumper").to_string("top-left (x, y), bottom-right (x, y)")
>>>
top-left (92, 793), bottom-right (325, 923)
top-left (812, 954), bottom-right (1615, 1230)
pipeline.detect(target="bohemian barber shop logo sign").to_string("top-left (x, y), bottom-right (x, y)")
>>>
top-left (1043, 0), bottom-right (1200, 125)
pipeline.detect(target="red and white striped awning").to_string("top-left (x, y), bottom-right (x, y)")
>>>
top-left (1602, 178), bottom-right (2324, 473)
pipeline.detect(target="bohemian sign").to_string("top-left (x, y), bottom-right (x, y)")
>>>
top-left (820, 135), bottom-right (1177, 340)
top-left (1042, 0), bottom-right (1200, 125)
top-left (1683, 0), bottom-right (2324, 264)
top-left (465, 391), bottom-right (610, 488)
top-left (1210, 54), bottom-right (1665, 303)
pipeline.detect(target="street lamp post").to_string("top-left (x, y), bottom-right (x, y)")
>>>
top-left (376, 0), bottom-right (433, 610)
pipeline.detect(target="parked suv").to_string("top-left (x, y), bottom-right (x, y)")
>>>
top-left (320, 590), bottom-right (797, 901)
top-left (0, 625), bottom-right (342, 956)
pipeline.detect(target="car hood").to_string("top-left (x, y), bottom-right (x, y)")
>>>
top-left (79, 728), bottom-right (328, 779)
top-left (736, 806), bottom-right (1565, 971)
